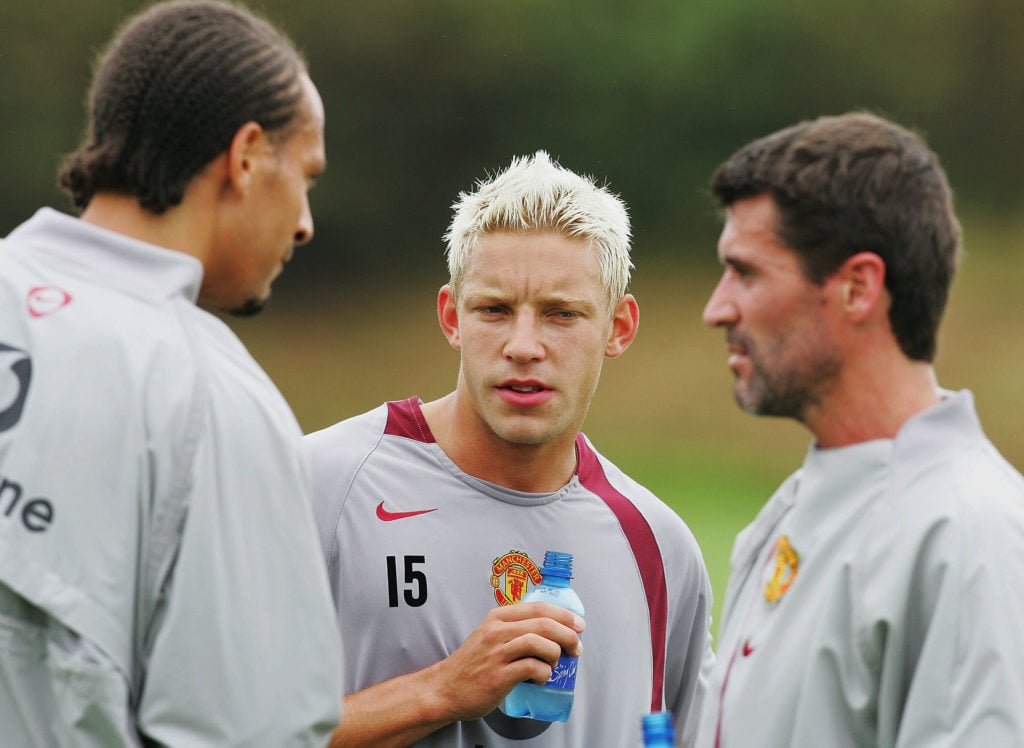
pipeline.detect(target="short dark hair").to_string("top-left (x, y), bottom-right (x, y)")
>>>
top-left (711, 112), bottom-right (962, 362)
top-left (59, 0), bottom-right (308, 213)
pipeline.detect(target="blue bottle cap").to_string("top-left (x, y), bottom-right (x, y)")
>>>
top-left (540, 550), bottom-right (573, 579)
top-left (642, 711), bottom-right (675, 743)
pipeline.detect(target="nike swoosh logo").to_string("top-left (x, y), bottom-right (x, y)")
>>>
top-left (742, 640), bottom-right (754, 657)
top-left (376, 501), bottom-right (438, 522)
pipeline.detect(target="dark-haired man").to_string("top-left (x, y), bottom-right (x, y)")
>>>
top-left (0, 1), bottom-right (341, 744)
top-left (695, 112), bottom-right (1024, 747)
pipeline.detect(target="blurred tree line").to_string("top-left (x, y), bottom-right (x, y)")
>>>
top-left (2, 0), bottom-right (1022, 285)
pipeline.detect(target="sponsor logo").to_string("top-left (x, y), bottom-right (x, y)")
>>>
top-left (0, 343), bottom-right (52, 532)
top-left (1, 476), bottom-right (54, 533)
top-left (375, 500), bottom-right (437, 522)
top-left (27, 286), bottom-right (72, 318)
top-left (742, 639), bottom-right (755, 657)
top-left (0, 343), bottom-right (31, 433)
top-left (490, 550), bottom-right (542, 606)
top-left (764, 535), bottom-right (799, 603)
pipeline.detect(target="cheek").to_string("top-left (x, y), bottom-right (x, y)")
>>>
top-left (584, 324), bottom-right (614, 356)
top-left (455, 325), bottom-right (490, 354)
top-left (568, 334), bottom-right (610, 378)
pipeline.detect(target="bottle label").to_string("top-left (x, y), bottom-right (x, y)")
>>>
top-left (544, 652), bottom-right (579, 690)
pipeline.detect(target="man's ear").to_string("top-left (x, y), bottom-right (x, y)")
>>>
top-left (437, 284), bottom-right (461, 350)
top-left (836, 252), bottom-right (887, 322)
top-left (224, 121), bottom-right (267, 197)
top-left (605, 293), bottom-right (640, 358)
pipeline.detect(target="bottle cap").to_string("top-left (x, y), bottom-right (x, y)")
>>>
top-left (642, 711), bottom-right (675, 742)
top-left (540, 550), bottom-right (573, 579)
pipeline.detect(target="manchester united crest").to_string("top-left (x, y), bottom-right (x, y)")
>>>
top-left (764, 535), bottom-right (799, 603)
top-left (491, 550), bottom-right (542, 606)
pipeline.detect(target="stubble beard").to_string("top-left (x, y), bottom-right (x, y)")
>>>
top-left (227, 297), bottom-right (267, 318)
top-left (734, 336), bottom-right (841, 422)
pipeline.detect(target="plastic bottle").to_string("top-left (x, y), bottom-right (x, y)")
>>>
top-left (641, 711), bottom-right (676, 747)
top-left (503, 550), bottom-right (584, 722)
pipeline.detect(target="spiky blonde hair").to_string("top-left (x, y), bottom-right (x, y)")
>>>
top-left (443, 151), bottom-right (633, 309)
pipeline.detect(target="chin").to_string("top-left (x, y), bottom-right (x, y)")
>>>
top-left (492, 422), bottom-right (563, 448)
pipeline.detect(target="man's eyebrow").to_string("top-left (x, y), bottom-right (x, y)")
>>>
top-left (464, 291), bottom-right (598, 308)
top-left (722, 254), bottom-right (755, 272)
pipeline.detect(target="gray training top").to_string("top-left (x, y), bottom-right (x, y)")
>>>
top-left (696, 390), bottom-right (1024, 748)
top-left (306, 396), bottom-right (715, 747)
top-left (0, 209), bottom-right (342, 746)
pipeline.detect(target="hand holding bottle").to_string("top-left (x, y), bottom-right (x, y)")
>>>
top-left (504, 551), bottom-right (586, 723)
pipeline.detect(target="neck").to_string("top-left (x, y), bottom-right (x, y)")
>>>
top-left (420, 393), bottom-right (580, 493)
top-left (80, 190), bottom-right (213, 266)
top-left (804, 355), bottom-right (941, 448)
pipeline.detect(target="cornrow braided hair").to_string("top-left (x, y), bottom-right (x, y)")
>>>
top-left (59, 0), bottom-right (307, 213)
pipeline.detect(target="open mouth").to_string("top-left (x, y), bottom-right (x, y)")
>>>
top-left (503, 384), bottom-right (546, 393)
top-left (497, 381), bottom-right (554, 406)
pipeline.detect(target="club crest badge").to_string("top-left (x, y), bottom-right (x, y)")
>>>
top-left (491, 550), bottom-right (542, 606)
top-left (764, 535), bottom-right (799, 603)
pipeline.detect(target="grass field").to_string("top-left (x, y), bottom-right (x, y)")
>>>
top-left (231, 227), bottom-right (1024, 637)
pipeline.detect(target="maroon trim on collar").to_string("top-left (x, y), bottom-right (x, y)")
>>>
top-left (385, 397), bottom-right (437, 443)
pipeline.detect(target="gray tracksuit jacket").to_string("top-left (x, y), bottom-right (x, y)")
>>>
top-left (0, 209), bottom-right (342, 746)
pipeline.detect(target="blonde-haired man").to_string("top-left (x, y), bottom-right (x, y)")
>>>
top-left (307, 151), bottom-right (713, 747)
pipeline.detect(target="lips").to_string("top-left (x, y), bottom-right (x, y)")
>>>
top-left (725, 331), bottom-right (751, 372)
top-left (505, 383), bottom-right (544, 393)
top-left (496, 380), bottom-right (553, 407)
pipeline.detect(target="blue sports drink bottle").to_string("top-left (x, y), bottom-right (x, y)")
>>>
top-left (642, 710), bottom-right (676, 747)
top-left (503, 551), bottom-right (584, 722)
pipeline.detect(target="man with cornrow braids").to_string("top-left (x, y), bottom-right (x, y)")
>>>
top-left (0, 1), bottom-right (342, 744)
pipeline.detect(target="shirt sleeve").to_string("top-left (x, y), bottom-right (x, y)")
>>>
top-left (890, 467), bottom-right (1024, 746)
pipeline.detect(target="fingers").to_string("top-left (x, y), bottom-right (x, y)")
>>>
top-left (494, 601), bottom-right (586, 633)
top-left (430, 604), bottom-right (586, 721)
top-left (481, 603), bottom-right (584, 658)
top-left (501, 628), bottom-right (568, 666)
top-left (500, 646), bottom-right (560, 686)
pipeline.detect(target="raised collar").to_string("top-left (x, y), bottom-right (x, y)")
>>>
top-left (7, 207), bottom-right (204, 304)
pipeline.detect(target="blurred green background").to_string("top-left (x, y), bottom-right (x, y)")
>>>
top-left (3, 0), bottom-right (1022, 632)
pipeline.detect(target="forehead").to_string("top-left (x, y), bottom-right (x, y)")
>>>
top-left (279, 75), bottom-right (326, 164)
top-left (297, 73), bottom-right (325, 126)
top-left (719, 194), bottom-right (801, 270)
top-left (462, 230), bottom-right (603, 295)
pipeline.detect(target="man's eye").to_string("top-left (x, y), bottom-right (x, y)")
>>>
top-left (728, 263), bottom-right (755, 279)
